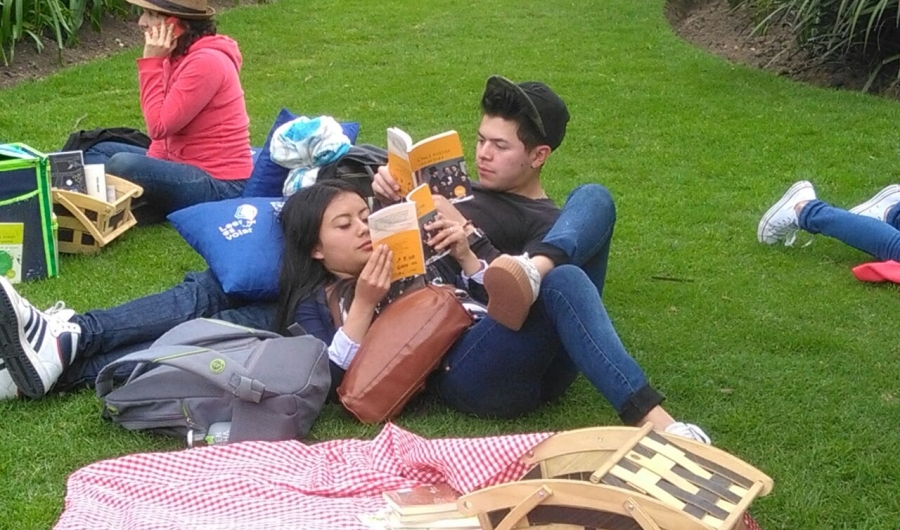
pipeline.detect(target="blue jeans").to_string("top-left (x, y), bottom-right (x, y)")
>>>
top-left (57, 270), bottom-right (276, 391)
top-left (535, 183), bottom-right (616, 296)
top-left (800, 200), bottom-right (900, 261)
top-left (434, 185), bottom-right (663, 423)
top-left (84, 141), bottom-right (247, 224)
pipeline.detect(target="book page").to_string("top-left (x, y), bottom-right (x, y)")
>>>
top-left (387, 127), bottom-right (417, 196)
top-left (408, 131), bottom-right (473, 203)
top-left (368, 202), bottom-right (426, 282)
top-left (406, 183), bottom-right (449, 264)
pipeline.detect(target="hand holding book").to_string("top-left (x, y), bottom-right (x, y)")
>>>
top-left (424, 215), bottom-right (480, 276)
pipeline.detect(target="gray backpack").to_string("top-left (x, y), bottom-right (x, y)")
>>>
top-left (96, 318), bottom-right (331, 445)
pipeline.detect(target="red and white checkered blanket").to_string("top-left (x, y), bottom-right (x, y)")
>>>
top-left (54, 424), bottom-right (764, 530)
top-left (54, 424), bottom-right (552, 530)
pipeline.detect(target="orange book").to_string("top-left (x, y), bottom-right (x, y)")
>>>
top-left (382, 483), bottom-right (462, 517)
top-left (387, 128), bottom-right (473, 203)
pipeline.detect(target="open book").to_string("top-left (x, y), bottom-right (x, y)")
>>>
top-left (367, 184), bottom-right (451, 302)
top-left (387, 128), bottom-right (473, 203)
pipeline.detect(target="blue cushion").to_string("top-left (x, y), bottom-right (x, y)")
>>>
top-left (168, 197), bottom-right (285, 301)
top-left (243, 109), bottom-right (360, 198)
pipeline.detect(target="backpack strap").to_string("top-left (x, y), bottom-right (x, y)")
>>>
top-left (95, 345), bottom-right (265, 403)
top-left (152, 318), bottom-right (282, 348)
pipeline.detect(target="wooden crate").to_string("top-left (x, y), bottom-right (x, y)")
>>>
top-left (52, 175), bottom-right (143, 254)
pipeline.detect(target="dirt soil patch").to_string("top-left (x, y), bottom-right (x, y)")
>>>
top-left (668, 0), bottom-right (900, 99)
top-left (0, 0), bottom-right (247, 90)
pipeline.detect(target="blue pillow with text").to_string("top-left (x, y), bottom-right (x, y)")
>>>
top-left (168, 197), bottom-right (285, 301)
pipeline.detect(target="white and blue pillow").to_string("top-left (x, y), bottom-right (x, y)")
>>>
top-left (243, 108), bottom-right (360, 198)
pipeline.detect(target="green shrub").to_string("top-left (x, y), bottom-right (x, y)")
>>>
top-left (742, 0), bottom-right (900, 88)
top-left (0, 0), bottom-right (130, 66)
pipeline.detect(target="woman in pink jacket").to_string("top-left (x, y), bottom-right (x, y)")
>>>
top-left (85, 0), bottom-right (252, 224)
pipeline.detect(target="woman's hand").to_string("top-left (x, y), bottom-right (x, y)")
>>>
top-left (354, 244), bottom-right (393, 309)
top-left (426, 214), bottom-right (481, 276)
top-left (342, 245), bottom-right (392, 344)
top-left (143, 22), bottom-right (176, 59)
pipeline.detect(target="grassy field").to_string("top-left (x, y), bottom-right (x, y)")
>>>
top-left (2, 0), bottom-right (900, 528)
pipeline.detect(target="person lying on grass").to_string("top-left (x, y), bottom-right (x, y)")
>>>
top-left (81, 0), bottom-right (252, 224)
top-left (0, 75), bottom-right (708, 443)
top-left (273, 178), bottom-right (709, 442)
top-left (759, 180), bottom-right (900, 264)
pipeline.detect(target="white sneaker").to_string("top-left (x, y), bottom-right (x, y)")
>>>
top-left (0, 364), bottom-right (19, 401)
top-left (849, 184), bottom-right (900, 221)
top-left (757, 181), bottom-right (817, 246)
top-left (664, 421), bottom-right (711, 444)
top-left (483, 254), bottom-right (541, 331)
top-left (0, 278), bottom-right (80, 399)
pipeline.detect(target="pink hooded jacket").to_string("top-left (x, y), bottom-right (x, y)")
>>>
top-left (137, 35), bottom-right (252, 181)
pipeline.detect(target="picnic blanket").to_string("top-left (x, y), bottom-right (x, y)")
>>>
top-left (53, 424), bottom-right (551, 530)
top-left (54, 423), bottom-right (765, 530)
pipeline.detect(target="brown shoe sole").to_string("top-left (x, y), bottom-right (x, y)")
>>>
top-left (483, 255), bottom-right (534, 331)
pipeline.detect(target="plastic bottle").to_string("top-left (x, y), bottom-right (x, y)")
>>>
top-left (186, 421), bottom-right (232, 447)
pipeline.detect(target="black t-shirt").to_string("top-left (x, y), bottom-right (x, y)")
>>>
top-left (456, 183), bottom-right (560, 261)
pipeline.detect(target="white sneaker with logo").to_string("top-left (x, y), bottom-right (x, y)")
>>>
top-left (757, 181), bottom-right (817, 246)
top-left (483, 254), bottom-right (542, 331)
top-left (0, 278), bottom-right (80, 399)
top-left (849, 184), bottom-right (900, 222)
top-left (664, 421), bottom-right (712, 444)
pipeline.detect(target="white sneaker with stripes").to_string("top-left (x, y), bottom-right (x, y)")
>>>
top-left (0, 278), bottom-right (80, 398)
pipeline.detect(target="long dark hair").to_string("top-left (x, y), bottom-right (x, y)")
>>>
top-left (171, 17), bottom-right (217, 60)
top-left (274, 180), bottom-right (365, 334)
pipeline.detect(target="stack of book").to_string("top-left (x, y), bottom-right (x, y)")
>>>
top-left (358, 483), bottom-right (482, 530)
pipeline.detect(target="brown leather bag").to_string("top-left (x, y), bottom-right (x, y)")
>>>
top-left (337, 285), bottom-right (473, 423)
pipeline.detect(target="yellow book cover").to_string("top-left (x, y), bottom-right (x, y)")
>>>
top-left (386, 128), bottom-right (473, 203)
top-left (406, 183), bottom-right (449, 265)
top-left (367, 201), bottom-right (426, 283)
top-left (0, 223), bottom-right (24, 283)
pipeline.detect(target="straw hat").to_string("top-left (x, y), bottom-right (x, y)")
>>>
top-left (126, 0), bottom-right (215, 20)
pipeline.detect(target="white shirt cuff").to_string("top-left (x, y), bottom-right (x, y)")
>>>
top-left (328, 327), bottom-right (361, 370)
top-left (461, 259), bottom-right (488, 287)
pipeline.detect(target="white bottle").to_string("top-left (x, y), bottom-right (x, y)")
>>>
top-left (186, 422), bottom-right (231, 447)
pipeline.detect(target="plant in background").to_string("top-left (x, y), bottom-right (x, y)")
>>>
top-left (0, 0), bottom-right (130, 66)
top-left (740, 0), bottom-right (900, 90)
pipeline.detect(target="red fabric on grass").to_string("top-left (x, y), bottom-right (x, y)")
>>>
top-left (54, 423), bottom-right (765, 530)
top-left (853, 260), bottom-right (900, 283)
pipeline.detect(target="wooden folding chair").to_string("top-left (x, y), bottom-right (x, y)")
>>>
top-left (458, 424), bottom-right (772, 530)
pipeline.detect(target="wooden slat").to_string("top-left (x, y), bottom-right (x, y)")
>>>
top-left (589, 423), bottom-right (653, 484)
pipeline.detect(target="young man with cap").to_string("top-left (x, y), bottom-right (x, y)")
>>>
top-left (373, 75), bottom-right (711, 443)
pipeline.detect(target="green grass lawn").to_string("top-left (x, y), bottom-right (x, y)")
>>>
top-left (2, 0), bottom-right (900, 528)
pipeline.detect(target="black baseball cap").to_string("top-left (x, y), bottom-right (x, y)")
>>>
top-left (482, 75), bottom-right (570, 151)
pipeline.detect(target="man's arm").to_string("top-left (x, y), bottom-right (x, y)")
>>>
top-left (371, 165), bottom-right (404, 204)
top-left (432, 195), bottom-right (501, 262)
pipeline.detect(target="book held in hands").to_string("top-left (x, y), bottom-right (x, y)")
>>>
top-left (367, 183), bottom-right (450, 302)
top-left (387, 128), bottom-right (473, 203)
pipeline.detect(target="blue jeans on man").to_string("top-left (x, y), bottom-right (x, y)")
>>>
top-left (434, 184), bottom-right (664, 424)
top-left (85, 141), bottom-right (246, 224)
top-left (800, 199), bottom-right (900, 261)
